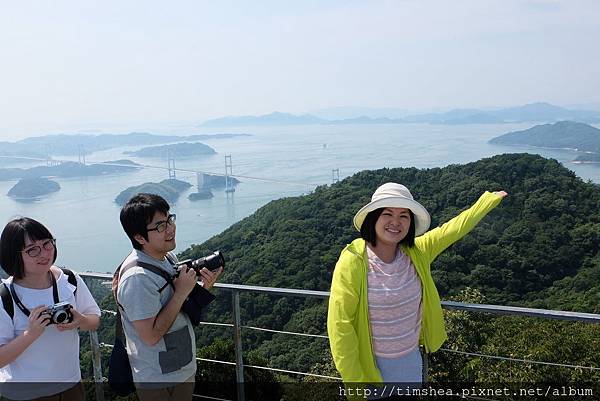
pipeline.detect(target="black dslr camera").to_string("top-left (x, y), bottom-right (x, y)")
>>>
top-left (43, 301), bottom-right (73, 324)
top-left (177, 250), bottom-right (225, 274)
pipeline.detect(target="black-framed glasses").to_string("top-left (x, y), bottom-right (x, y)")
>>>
top-left (21, 238), bottom-right (56, 258)
top-left (146, 214), bottom-right (176, 233)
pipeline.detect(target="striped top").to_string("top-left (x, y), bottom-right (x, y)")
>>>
top-left (366, 246), bottom-right (422, 358)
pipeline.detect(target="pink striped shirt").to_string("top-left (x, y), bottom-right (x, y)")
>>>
top-left (366, 246), bottom-right (422, 358)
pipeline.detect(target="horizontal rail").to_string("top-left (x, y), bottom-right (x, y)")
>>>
top-left (99, 341), bottom-right (598, 374)
top-left (442, 301), bottom-right (600, 323)
top-left (244, 364), bottom-right (341, 380)
top-left (242, 325), bottom-right (329, 339)
top-left (439, 348), bottom-right (600, 371)
top-left (79, 272), bottom-right (600, 324)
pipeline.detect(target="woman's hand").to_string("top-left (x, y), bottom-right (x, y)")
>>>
top-left (494, 190), bottom-right (508, 198)
top-left (55, 307), bottom-right (83, 331)
top-left (199, 267), bottom-right (223, 290)
top-left (24, 305), bottom-right (49, 339)
top-left (56, 307), bottom-right (100, 331)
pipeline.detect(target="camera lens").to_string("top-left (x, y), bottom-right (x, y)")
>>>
top-left (53, 310), bottom-right (68, 324)
top-left (192, 251), bottom-right (224, 271)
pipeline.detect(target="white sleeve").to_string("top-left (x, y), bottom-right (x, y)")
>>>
top-left (74, 274), bottom-right (101, 316)
top-left (0, 299), bottom-right (15, 346)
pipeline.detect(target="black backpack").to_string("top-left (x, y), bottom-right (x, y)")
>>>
top-left (0, 268), bottom-right (78, 320)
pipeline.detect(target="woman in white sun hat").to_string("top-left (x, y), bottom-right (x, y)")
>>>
top-left (327, 183), bottom-right (507, 393)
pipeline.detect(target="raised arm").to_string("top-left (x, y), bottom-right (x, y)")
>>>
top-left (416, 191), bottom-right (507, 263)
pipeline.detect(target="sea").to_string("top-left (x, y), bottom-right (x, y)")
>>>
top-left (1, 123), bottom-right (599, 273)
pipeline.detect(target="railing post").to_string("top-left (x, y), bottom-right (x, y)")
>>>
top-left (422, 348), bottom-right (428, 383)
top-left (232, 290), bottom-right (245, 401)
top-left (89, 330), bottom-right (105, 401)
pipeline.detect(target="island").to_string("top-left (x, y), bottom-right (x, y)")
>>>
top-left (199, 173), bottom-right (240, 188)
top-left (188, 173), bottom-right (239, 200)
top-left (0, 132), bottom-right (249, 160)
top-left (8, 177), bottom-right (60, 200)
top-left (489, 121), bottom-right (600, 153)
top-left (573, 153), bottom-right (600, 163)
top-left (0, 160), bottom-right (141, 182)
top-left (188, 189), bottom-right (214, 201)
top-left (115, 179), bottom-right (192, 206)
top-left (124, 142), bottom-right (216, 158)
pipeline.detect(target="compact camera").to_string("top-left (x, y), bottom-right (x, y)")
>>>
top-left (177, 250), bottom-right (225, 274)
top-left (43, 301), bottom-right (73, 325)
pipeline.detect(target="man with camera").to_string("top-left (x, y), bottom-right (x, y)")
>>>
top-left (116, 193), bottom-right (223, 401)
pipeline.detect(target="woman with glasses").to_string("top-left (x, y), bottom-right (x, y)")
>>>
top-left (0, 217), bottom-right (101, 401)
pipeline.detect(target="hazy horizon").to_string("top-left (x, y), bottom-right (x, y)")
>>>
top-left (1, 0), bottom-right (599, 140)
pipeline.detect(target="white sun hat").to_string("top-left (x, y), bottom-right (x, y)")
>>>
top-left (353, 182), bottom-right (431, 236)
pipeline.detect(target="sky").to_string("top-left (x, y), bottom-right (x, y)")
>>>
top-left (1, 0), bottom-right (599, 140)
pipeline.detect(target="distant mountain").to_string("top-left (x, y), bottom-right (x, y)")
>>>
top-left (201, 112), bottom-right (325, 127)
top-left (403, 108), bottom-right (491, 123)
top-left (8, 177), bottom-right (60, 199)
top-left (489, 121), bottom-right (600, 153)
top-left (436, 113), bottom-right (504, 125)
top-left (405, 102), bottom-right (600, 124)
top-left (0, 160), bottom-right (141, 182)
top-left (323, 116), bottom-right (401, 125)
top-left (202, 103), bottom-right (600, 127)
top-left (124, 142), bottom-right (216, 158)
top-left (309, 106), bottom-right (409, 119)
top-left (0, 133), bottom-right (248, 159)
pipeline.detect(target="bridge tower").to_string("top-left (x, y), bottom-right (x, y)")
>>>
top-left (332, 168), bottom-right (340, 184)
top-left (225, 155), bottom-right (235, 194)
top-left (78, 145), bottom-right (86, 165)
top-left (196, 172), bottom-right (205, 190)
top-left (168, 151), bottom-right (176, 179)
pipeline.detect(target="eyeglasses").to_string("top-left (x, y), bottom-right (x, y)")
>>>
top-left (146, 214), bottom-right (176, 233)
top-left (21, 238), bottom-right (56, 258)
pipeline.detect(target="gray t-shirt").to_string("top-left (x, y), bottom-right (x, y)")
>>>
top-left (117, 250), bottom-right (196, 388)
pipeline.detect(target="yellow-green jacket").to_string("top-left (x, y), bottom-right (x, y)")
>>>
top-left (327, 191), bottom-right (503, 385)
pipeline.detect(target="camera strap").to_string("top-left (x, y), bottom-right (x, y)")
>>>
top-left (9, 271), bottom-right (60, 318)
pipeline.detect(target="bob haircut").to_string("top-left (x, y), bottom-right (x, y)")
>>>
top-left (359, 208), bottom-right (416, 248)
top-left (0, 217), bottom-right (57, 279)
top-left (120, 193), bottom-right (170, 250)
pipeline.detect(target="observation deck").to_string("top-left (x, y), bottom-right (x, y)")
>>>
top-left (73, 272), bottom-right (600, 401)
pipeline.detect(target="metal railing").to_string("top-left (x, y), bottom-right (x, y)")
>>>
top-left (80, 273), bottom-right (600, 401)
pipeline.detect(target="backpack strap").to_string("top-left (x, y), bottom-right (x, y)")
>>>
top-left (113, 256), bottom-right (177, 311)
top-left (112, 255), bottom-right (177, 342)
top-left (0, 283), bottom-right (14, 320)
top-left (60, 268), bottom-right (78, 294)
top-left (136, 262), bottom-right (174, 293)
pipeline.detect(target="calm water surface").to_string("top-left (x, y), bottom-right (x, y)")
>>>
top-left (1, 123), bottom-right (598, 272)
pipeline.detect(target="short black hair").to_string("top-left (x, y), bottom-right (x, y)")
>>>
top-left (0, 217), bottom-right (57, 279)
top-left (359, 208), bottom-right (416, 248)
top-left (120, 193), bottom-right (170, 250)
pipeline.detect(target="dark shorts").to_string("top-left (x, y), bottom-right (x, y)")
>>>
top-left (1, 382), bottom-right (84, 401)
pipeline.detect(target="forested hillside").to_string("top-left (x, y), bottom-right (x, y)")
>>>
top-left (185, 153), bottom-right (599, 310)
top-left (87, 153), bottom-right (599, 399)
